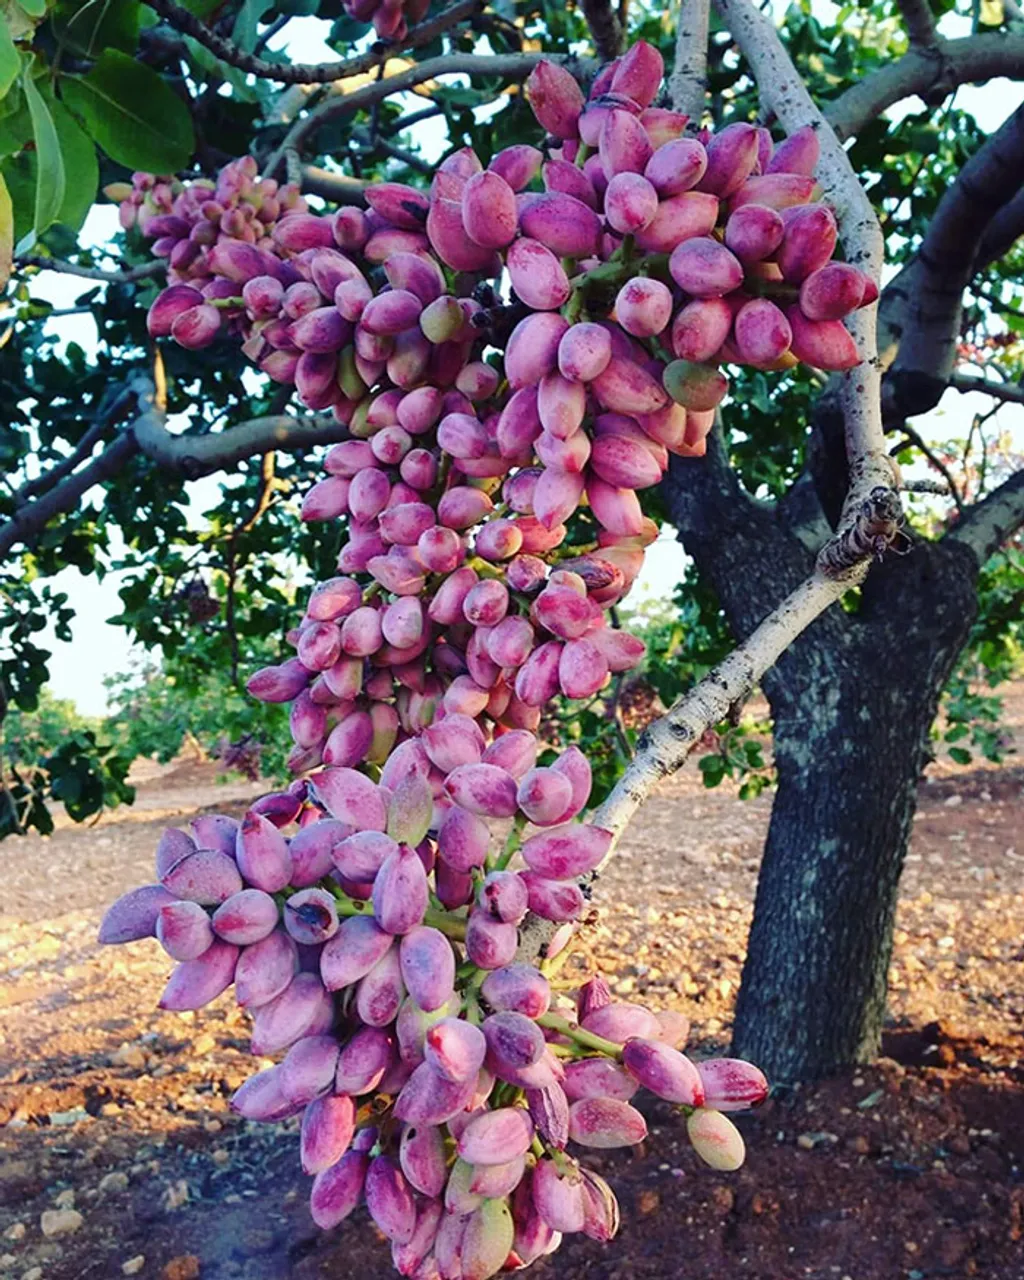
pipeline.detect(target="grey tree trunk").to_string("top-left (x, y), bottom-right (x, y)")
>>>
top-left (662, 446), bottom-right (983, 1081)
top-left (731, 541), bottom-right (980, 1079)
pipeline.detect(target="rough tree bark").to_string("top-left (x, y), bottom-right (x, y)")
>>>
top-left (732, 543), bottom-right (979, 1079)
top-left (662, 441), bottom-right (984, 1080)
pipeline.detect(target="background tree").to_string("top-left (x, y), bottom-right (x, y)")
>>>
top-left (0, 0), bottom-right (1022, 1082)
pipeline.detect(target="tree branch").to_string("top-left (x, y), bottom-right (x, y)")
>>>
top-left (896, 0), bottom-right (939, 47)
top-left (976, 188), bottom-right (1024, 269)
top-left (14, 255), bottom-right (165, 284)
top-left (14, 378), bottom-right (145, 504)
top-left (594, 568), bottom-right (859, 842)
top-left (949, 373), bottom-right (1024, 406)
top-left (888, 103), bottom-right (1024, 410)
top-left (946, 467), bottom-right (1024, 562)
top-left (580, 0), bottom-right (624, 62)
top-left (824, 35), bottom-right (1024, 141)
top-left (149, 0), bottom-right (484, 85)
top-left (668, 0), bottom-right (711, 121)
top-left (0, 435), bottom-right (140, 560)
top-left (0, 375), bottom-right (350, 557)
top-left (890, 421), bottom-right (964, 512)
top-left (132, 411), bottom-right (349, 479)
top-left (715, 0), bottom-right (894, 568)
top-left (300, 165), bottom-right (370, 205)
top-left (264, 52), bottom-right (590, 174)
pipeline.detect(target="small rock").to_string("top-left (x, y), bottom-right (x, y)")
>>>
top-left (54, 1189), bottom-right (76, 1208)
top-left (23, 1268), bottom-right (43, 1280)
top-left (847, 1135), bottom-right (871, 1155)
top-left (796, 1131), bottom-right (838, 1151)
top-left (112, 1044), bottom-right (147, 1070)
top-left (636, 1188), bottom-right (659, 1216)
top-left (99, 1171), bottom-right (130, 1194)
top-left (123, 1258), bottom-right (146, 1276)
top-left (162, 1255), bottom-right (201, 1280)
top-left (239, 1228), bottom-right (277, 1256)
top-left (948, 1132), bottom-right (971, 1156)
top-left (193, 1033), bottom-right (216, 1056)
top-left (41, 1208), bottom-right (84, 1237)
top-left (49, 1107), bottom-right (90, 1127)
top-left (710, 1185), bottom-right (734, 1215)
top-left (211, 1150), bottom-right (230, 1167)
top-left (3, 1223), bottom-right (26, 1242)
top-left (163, 1180), bottom-right (190, 1212)
top-left (100, 1103), bottom-right (123, 1117)
top-left (943, 794), bottom-right (963, 807)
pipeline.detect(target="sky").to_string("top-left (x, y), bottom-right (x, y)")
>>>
top-left (21, 4), bottom-right (1024, 717)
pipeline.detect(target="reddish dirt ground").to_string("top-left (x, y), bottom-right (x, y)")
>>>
top-left (1, 694), bottom-right (1022, 1280)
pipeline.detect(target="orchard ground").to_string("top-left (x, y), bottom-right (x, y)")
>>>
top-left (1, 693), bottom-right (1022, 1280)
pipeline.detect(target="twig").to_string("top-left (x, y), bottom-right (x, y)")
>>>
top-left (889, 421), bottom-right (963, 512)
top-left (949, 372), bottom-right (1024, 406)
top-left (377, 139), bottom-right (433, 175)
top-left (896, 0), bottom-right (939, 47)
top-left (264, 52), bottom-right (588, 175)
top-left (824, 34), bottom-right (1024, 141)
top-left (14, 383), bottom-right (137, 505)
top-left (14, 256), bottom-right (165, 284)
top-left (148, 0), bottom-right (484, 85)
top-left (253, 13), bottom-right (289, 54)
top-left (581, 0), bottom-right (624, 61)
top-left (903, 477), bottom-right (953, 494)
top-left (0, 434), bottom-right (140, 559)
top-left (668, 0), bottom-right (712, 121)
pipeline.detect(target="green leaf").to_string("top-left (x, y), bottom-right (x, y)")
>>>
top-left (0, 16), bottom-right (19, 102)
top-left (183, 34), bottom-right (260, 102)
top-left (0, 167), bottom-right (12, 288)
top-left (231, 0), bottom-right (272, 52)
top-left (59, 51), bottom-right (194, 173)
top-left (50, 95), bottom-right (97, 231)
top-left (948, 746), bottom-right (972, 766)
top-left (19, 64), bottom-right (65, 253)
top-left (51, 0), bottom-right (143, 58)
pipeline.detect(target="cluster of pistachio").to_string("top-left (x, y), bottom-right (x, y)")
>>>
top-left (92, 39), bottom-right (884, 1276)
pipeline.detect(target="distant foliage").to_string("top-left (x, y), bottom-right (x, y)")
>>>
top-left (1, 689), bottom-right (133, 835)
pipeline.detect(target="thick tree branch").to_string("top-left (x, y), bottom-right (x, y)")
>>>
top-left (976, 188), bottom-right (1024, 269)
top-left (132, 412), bottom-right (348, 479)
top-left (668, 0), bottom-right (711, 121)
top-left (581, 0), bottom-right (624, 61)
top-left (265, 52), bottom-right (589, 173)
top-left (824, 35), bottom-right (1024, 141)
top-left (593, 569), bottom-right (859, 842)
top-left (149, 0), bottom-right (484, 85)
top-left (896, 0), bottom-right (939, 47)
top-left (946, 468), bottom-right (1024, 562)
top-left (300, 165), bottom-right (370, 205)
top-left (0, 377), bottom-right (349, 556)
top-left (715, 0), bottom-right (894, 563)
top-left (949, 373), bottom-right (1024, 406)
top-left (0, 436), bottom-right (140, 559)
top-left (14, 256), bottom-right (165, 284)
top-left (888, 103), bottom-right (1024, 410)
